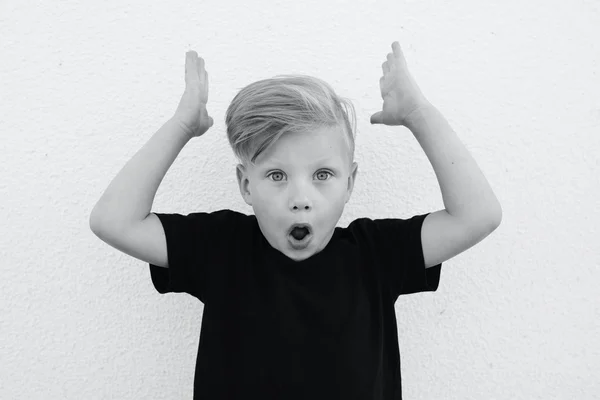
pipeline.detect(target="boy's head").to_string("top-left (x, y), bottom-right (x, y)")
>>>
top-left (225, 75), bottom-right (358, 262)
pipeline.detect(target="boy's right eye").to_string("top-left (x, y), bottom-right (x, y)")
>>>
top-left (267, 171), bottom-right (286, 181)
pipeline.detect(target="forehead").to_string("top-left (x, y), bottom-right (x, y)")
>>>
top-left (255, 126), bottom-right (350, 167)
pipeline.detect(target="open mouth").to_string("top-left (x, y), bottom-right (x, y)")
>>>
top-left (288, 223), bottom-right (313, 247)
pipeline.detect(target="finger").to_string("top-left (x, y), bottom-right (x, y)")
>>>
top-left (197, 55), bottom-right (205, 83)
top-left (198, 57), bottom-right (208, 101)
top-left (382, 61), bottom-right (389, 75)
top-left (392, 41), bottom-right (403, 59)
top-left (386, 53), bottom-right (396, 70)
top-left (198, 55), bottom-right (205, 71)
top-left (370, 111), bottom-right (383, 125)
top-left (185, 51), bottom-right (193, 85)
top-left (392, 41), bottom-right (407, 67)
top-left (185, 51), bottom-right (199, 85)
top-left (198, 58), bottom-right (205, 85)
top-left (203, 70), bottom-right (209, 101)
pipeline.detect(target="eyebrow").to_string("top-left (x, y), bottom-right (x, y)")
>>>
top-left (266, 157), bottom-right (336, 167)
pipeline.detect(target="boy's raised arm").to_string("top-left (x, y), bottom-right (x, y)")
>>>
top-left (89, 51), bottom-right (213, 267)
top-left (371, 41), bottom-right (502, 268)
top-left (89, 118), bottom-right (192, 230)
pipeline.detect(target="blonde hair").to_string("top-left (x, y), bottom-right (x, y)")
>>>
top-left (225, 74), bottom-right (356, 166)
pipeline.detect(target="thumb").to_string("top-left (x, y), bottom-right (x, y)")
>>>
top-left (370, 111), bottom-right (383, 125)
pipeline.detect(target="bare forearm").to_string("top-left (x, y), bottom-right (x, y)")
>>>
top-left (90, 117), bottom-right (192, 229)
top-left (405, 104), bottom-right (502, 225)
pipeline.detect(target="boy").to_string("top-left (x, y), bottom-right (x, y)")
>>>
top-left (90, 41), bottom-right (502, 399)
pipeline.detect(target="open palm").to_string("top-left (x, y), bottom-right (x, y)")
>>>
top-left (371, 41), bottom-right (429, 126)
top-left (174, 51), bottom-right (214, 138)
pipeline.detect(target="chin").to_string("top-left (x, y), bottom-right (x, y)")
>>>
top-left (281, 238), bottom-right (324, 262)
top-left (285, 250), bottom-right (314, 262)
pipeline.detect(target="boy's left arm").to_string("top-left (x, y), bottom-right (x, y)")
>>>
top-left (371, 41), bottom-right (502, 269)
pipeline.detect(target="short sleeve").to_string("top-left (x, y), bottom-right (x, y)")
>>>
top-left (148, 209), bottom-right (243, 303)
top-left (350, 213), bottom-right (442, 302)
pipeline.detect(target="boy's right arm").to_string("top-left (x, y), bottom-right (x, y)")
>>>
top-left (92, 213), bottom-right (169, 268)
top-left (89, 118), bottom-right (192, 268)
top-left (90, 51), bottom-right (213, 268)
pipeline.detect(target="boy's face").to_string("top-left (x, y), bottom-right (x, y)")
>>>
top-left (236, 126), bottom-right (358, 262)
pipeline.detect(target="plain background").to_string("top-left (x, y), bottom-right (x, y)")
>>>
top-left (1, 0), bottom-right (598, 399)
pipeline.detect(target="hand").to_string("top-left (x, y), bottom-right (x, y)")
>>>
top-left (173, 51), bottom-right (214, 138)
top-left (370, 41), bottom-right (430, 126)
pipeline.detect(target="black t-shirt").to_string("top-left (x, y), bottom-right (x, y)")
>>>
top-left (149, 209), bottom-right (442, 400)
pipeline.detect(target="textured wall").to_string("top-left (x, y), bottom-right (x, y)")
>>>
top-left (1, 0), bottom-right (599, 399)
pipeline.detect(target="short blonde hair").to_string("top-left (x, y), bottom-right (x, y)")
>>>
top-left (225, 74), bottom-right (356, 166)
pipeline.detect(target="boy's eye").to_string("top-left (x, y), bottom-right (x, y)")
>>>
top-left (267, 171), bottom-right (286, 181)
top-left (315, 170), bottom-right (333, 181)
top-left (267, 170), bottom-right (333, 182)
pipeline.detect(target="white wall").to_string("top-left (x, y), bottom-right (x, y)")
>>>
top-left (1, 0), bottom-right (598, 398)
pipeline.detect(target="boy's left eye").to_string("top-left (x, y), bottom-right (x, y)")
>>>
top-left (315, 170), bottom-right (333, 180)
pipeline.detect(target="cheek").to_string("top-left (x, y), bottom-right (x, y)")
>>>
top-left (253, 183), bottom-right (275, 205)
top-left (252, 185), bottom-right (281, 218)
top-left (324, 180), bottom-right (348, 199)
top-left (329, 182), bottom-right (350, 209)
top-left (255, 181), bottom-right (287, 203)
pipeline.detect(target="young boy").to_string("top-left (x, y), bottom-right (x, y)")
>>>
top-left (90, 41), bottom-right (501, 399)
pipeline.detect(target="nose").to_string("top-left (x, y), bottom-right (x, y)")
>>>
top-left (288, 182), bottom-right (312, 211)
top-left (291, 198), bottom-right (311, 211)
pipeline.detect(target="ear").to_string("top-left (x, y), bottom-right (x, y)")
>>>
top-left (345, 162), bottom-right (358, 204)
top-left (236, 163), bottom-right (252, 206)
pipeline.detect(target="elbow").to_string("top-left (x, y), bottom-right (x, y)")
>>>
top-left (482, 205), bottom-right (502, 236)
top-left (490, 202), bottom-right (503, 229)
top-left (479, 198), bottom-right (503, 230)
top-left (89, 212), bottom-right (105, 236)
top-left (89, 209), bottom-right (99, 232)
top-left (464, 204), bottom-right (502, 235)
top-left (89, 205), bottom-right (110, 234)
